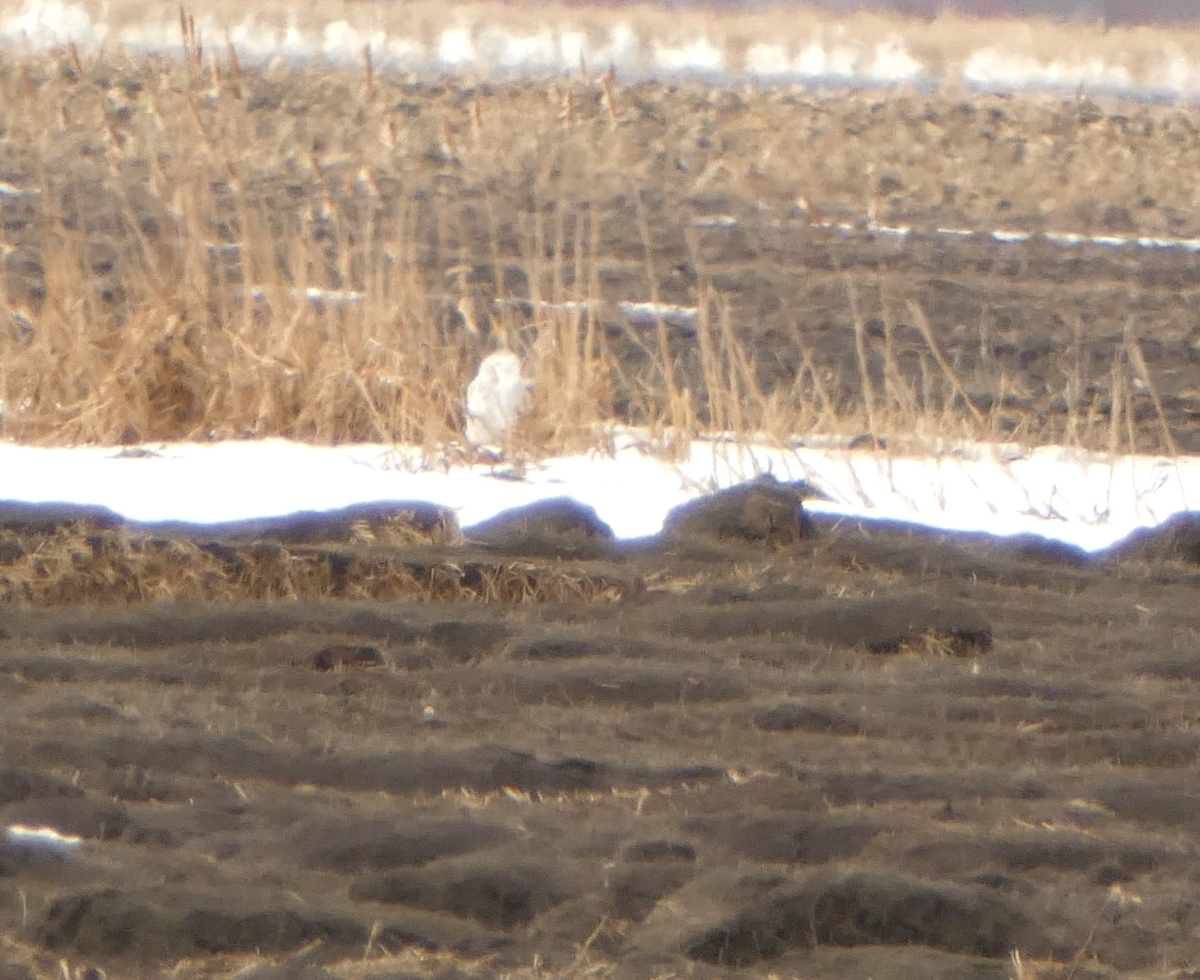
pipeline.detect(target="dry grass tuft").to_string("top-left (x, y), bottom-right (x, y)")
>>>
top-left (892, 627), bottom-right (982, 658)
top-left (0, 525), bottom-right (634, 605)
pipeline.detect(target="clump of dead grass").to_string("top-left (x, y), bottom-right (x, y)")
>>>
top-left (0, 525), bottom-right (634, 605)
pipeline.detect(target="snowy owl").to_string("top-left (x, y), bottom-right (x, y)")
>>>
top-left (464, 350), bottom-right (532, 448)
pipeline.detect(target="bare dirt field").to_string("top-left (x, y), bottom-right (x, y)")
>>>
top-left (4, 487), bottom-right (1200, 980)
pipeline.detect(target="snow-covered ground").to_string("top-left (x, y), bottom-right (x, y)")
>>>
top-left (0, 433), bottom-right (1193, 551)
top-left (2, 4), bottom-right (1196, 554)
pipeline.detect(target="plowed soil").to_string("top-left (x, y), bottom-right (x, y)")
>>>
top-left (4, 485), bottom-right (1200, 980)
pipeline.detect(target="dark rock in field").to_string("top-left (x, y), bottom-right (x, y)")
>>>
top-left (299, 818), bottom-right (515, 872)
top-left (662, 476), bottom-right (813, 547)
top-left (1, 794), bottom-right (129, 841)
top-left (625, 840), bottom-right (697, 863)
top-left (466, 497), bottom-right (615, 558)
top-left (311, 645), bottom-right (384, 671)
top-left (682, 814), bottom-right (879, 864)
top-left (683, 872), bottom-right (1039, 965)
top-left (655, 594), bottom-right (992, 655)
top-left (754, 703), bottom-right (862, 735)
top-left (1106, 512), bottom-right (1200, 564)
top-left (350, 861), bottom-right (577, 929)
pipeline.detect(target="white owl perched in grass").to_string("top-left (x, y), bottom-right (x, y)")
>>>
top-left (464, 350), bottom-right (532, 448)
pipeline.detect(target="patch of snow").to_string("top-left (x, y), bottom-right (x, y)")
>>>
top-left (0, 433), bottom-right (1196, 550)
top-left (654, 35), bottom-right (725, 75)
top-left (0, 0), bottom-right (1194, 99)
top-left (5, 824), bottom-right (84, 855)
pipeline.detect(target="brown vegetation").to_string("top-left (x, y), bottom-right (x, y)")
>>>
top-left (2, 38), bottom-right (1200, 456)
top-left (0, 521), bottom-right (633, 605)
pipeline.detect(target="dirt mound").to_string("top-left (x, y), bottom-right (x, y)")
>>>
top-left (466, 498), bottom-right (616, 558)
top-left (682, 872), bottom-right (1043, 966)
top-left (1106, 512), bottom-right (1200, 564)
top-left (349, 860), bottom-right (578, 929)
top-left (0, 531), bottom-right (633, 606)
top-left (662, 476), bottom-right (813, 548)
top-left (0, 500), bottom-right (459, 545)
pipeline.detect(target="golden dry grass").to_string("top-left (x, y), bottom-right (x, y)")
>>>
top-left (0, 524), bottom-right (634, 605)
top-left (0, 12), bottom-right (1197, 458)
top-left (0, 932), bottom-right (642, 980)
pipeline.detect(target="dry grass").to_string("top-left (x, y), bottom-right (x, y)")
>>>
top-left (0, 20), bottom-right (1195, 458)
top-left (0, 932), bottom-right (637, 980)
top-left (0, 524), bottom-right (633, 605)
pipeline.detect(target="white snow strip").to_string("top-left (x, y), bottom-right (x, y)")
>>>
top-left (244, 287), bottom-right (364, 304)
top-left (5, 824), bottom-right (84, 853)
top-left (801, 219), bottom-right (1200, 255)
top-left (0, 434), bottom-right (1194, 550)
top-left (0, 0), bottom-right (1195, 99)
top-left (617, 301), bottom-right (699, 323)
top-left (0, 181), bottom-right (40, 198)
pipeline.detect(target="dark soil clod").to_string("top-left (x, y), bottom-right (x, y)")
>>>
top-left (662, 476), bottom-right (814, 547)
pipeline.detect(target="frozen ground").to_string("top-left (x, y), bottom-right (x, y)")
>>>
top-left (0, 434), bottom-right (1193, 550)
